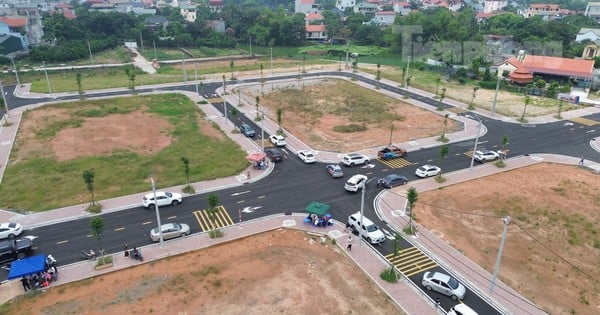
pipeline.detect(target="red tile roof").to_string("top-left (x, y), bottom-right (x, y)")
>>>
top-left (522, 55), bottom-right (594, 78)
top-left (306, 13), bottom-right (324, 20)
top-left (0, 17), bottom-right (27, 28)
top-left (529, 4), bottom-right (559, 9)
top-left (306, 24), bottom-right (326, 32)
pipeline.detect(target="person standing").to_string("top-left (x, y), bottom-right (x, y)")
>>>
top-left (21, 277), bottom-right (30, 292)
top-left (124, 244), bottom-right (129, 257)
top-left (579, 156), bottom-right (585, 165)
top-left (346, 235), bottom-right (352, 251)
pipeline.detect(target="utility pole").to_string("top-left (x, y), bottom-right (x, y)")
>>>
top-left (270, 47), bottom-right (273, 75)
top-left (490, 216), bottom-right (511, 293)
top-left (10, 57), bottom-right (20, 87)
top-left (153, 41), bottom-right (157, 61)
top-left (42, 61), bottom-right (54, 98)
top-left (249, 35), bottom-right (252, 57)
top-left (403, 56), bottom-right (411, 89)
top-left (87, 41), bottom-right (94, 65)
top-left (0, 77), bottom-right (9, 119)
top-left (222, 75), bottom-right (227, 124)
top-left (150, 175), bottom-right (164, 247)
top-left (194, 61), bottom-right (199, 95)
top-left (491, 75), bottom-right (500, 116)
top-left (470, 115), bottom-right (482, 168)
top-left (139, 31), bottom-right (144, 53)
top-left (182, 54), bottom-right (187, 83)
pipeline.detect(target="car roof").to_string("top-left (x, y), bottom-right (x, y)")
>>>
top-left (421, 164), bottom-right (436, 168)
top-left (384, 174), bottom-right (404, 180)
top-left (345, 153), bottom-right (363, 157)
top-left (0, 223), bottom-right (18, 228)
top-left (431, 272), bottom-right (451, 282)
top-left (328, 164), bottom-right (341, 169)
top-left (348, 174), bottom-right (367, 182)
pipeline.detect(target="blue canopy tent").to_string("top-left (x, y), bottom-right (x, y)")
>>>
top-left (7, 254), bottom-right (47, 280)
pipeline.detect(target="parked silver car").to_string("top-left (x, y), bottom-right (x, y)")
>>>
top-left (421, 271), bottom-right (466, 300)
top-left (150, 223), bottom-right (190, 242)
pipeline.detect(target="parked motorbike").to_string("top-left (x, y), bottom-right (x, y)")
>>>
top-left (129, 248), bottom-right (143, 262)
top-left (81, 249), bottom-right (96, 260)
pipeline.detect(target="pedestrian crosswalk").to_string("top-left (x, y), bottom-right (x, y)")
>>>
top-left (193, 206), bottom-right (235, 232)
top-left (384, 246), bottom-right (438, 277)
top-left (569, 117), bottom-right (599, 126)
top-left (376, 157), bottom-right (413, 168)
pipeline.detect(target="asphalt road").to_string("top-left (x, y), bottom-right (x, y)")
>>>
top-left (3, 72), bottom-right (598, 314)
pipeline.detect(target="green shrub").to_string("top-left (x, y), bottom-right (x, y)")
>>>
top-left (380, 268), bottom-right (399, 283)
top-left (208, 229), bottom-right (224, 238)
top-left (333, 124), bottom-right (367, 133)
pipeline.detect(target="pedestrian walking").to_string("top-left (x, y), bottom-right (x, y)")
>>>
top-left (376, 179), bottom-right (380, 188)
top-left (124, 244), bottom-right (129, 257)
top-left (247, 170), bottom-right (251, 179)
top-left (346, 235), bottom-right (352, 251)
top-left (579, 156), bottom-right (585, 165)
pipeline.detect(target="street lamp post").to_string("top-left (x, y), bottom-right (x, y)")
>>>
top-left (490, 216), bottom-right (511, 293)
top-left (359, 181), bottom-right (366, 247)
top-left (491, 75), bottom-right (500, 116)
top-left (42, 61), bottom-right (54, 98)
top-left (270, 47), bottom-right (273, 75)
top-left (10, 57), bottom-right (20, 87)
top-left (222, 75), bottom-right (227, 124)
top-left (0, 77), bottom-right (9, 119)
top-left (260, 111), bottom-right (265, 151)
top-left (469, 115), bottom-right (482, 168)
top-left (194, 62), bottom-right (199, 95)
top-left (403, 56), bottom-right (411, 89)
top-left (150, 175), bottom-right (164, 247)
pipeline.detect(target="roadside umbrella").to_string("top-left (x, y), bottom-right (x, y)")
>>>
top-left (246, 152), bottom-right (266, 162)
top-left (305, 201), bottom-right (330, 216)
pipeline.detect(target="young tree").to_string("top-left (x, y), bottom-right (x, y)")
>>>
top-left (229, 59), bottom-right (235, 80)
top-left (375, 62), bottom-right (381, 89)
top-left (207, 194), bottom-right (219, 224)
top-left (259, 64), bottom-right (264, 80)
top-left (520, 95), bottom-right (531, 122)
top-left (276, 108), bottom-right (283, 133)
top-left (406, 187), bottom-right (418, 234)
top-left (435, 77), bottom-right (441, 97)
top-left (83, 169), bottom-right (95, 206)
top-left (76, 72), bottom-right (83, 98)
top-left (501, 135), bottom-right (509, 159)
top-left (469, 87), bottom-right (479, 110)
top-left (438, 144), bottom-right (449, 179)
top-left (181, 157), bottom-right (190, 187)
top-left (255, 95), bottom-right (260, 120)
top-left (438, 113), bottom-right (449, 142)
top-left (89, 216), bottom-right (105, 263)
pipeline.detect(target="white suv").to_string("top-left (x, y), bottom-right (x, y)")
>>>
top-left (342, 153), bottom-right (370, 167)
top-left (143, 191), bottom-right (183, 210)
top-left (347, 212), bottom-right (385, 244)
top-left (474, 150), bottom-right (499, 162)
top-left (344, 174), bottom-right (368, 192)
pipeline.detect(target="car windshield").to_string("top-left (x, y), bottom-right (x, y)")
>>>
top-left (173, 223), bottom-right (181, 230)
top-left (447, 276), bottom-right (459, 290)
top-left (165, 192), bottom-right (172, 197)
top-left (366, 225), bottom-right (379, 232)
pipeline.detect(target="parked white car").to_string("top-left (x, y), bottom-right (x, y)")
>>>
top-left (269, 135), bottom-right (287, 147)
top-left (142, 191), bottom-right (183, 210)
top-left (421, 271), bottom-right (466, 300)
top-left (415, 164), bottom-right (441, 178)
top-left (0, 223), bottom-right (23, 239)
top-left (297, 150), bottom-right (317, 164)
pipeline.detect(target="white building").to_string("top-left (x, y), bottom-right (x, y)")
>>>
top-left (483, 0), bottom-right (507, 14)
top-left (576, 28), bottom-right (600, 43)
top-left (585, 2), bottom-right (600, 23)
top-left (336, 0), bottom-right (355, 12)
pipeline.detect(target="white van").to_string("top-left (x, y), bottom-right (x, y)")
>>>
top-left (347, 212), bottom-right (385, 244)
top-left (448, 303), bottom-right (478, 315)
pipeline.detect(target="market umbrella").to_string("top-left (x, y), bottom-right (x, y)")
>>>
top-left (246, 152), bottom-right (266, 162)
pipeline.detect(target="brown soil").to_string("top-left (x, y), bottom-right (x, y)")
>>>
top-left (3, 230), bottom-right (401, 315)
top-left (416, 163), bottom-right (600, 315)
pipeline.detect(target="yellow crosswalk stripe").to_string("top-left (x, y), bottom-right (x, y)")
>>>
top-left (569, 117), bottom-right (599, 126)
top-left (384, 246), bottom-right (438, 277)
top-left (376, 157), bottom-right (413, 169)
top-left (207, 97), bottom-right (224, 103)
top-left (193, 206), bottom-right (234, 232)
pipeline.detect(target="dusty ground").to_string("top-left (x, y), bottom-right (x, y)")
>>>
top-left (415, 163), bottom-right (600, 315)
top-left (2, 230), bottom-right (400, 315)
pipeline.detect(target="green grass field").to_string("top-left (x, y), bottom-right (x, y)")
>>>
top-left (0, 94), bottom-right (249, 212)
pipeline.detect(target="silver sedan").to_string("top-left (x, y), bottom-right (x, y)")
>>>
top-left (150, 223), bottom-right (190, 242)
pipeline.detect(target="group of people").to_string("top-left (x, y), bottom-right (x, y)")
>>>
top-left (20, 255), bottom-right (58, 292)
top-left (254, 159), bottom-right (268, 170)
top-left (306, 213), bottom-right (333, 227)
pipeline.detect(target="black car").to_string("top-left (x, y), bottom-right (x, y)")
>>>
top-left (378, 174), bottom-right (408, 189)
top-left (265, 147), bottom-right (283, 162)
top-left (0, 237), bottom-right (34, 263)
top-left (239, 123), bottom-right (256, 138)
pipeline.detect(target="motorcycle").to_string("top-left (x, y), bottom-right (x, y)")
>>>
top-left (129, 249), bottom-right (143, 262)
top-left (81, 249), bottom-right (96, 260)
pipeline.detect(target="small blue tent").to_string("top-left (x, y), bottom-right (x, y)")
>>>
top-left (7, 254), bottom-right (46, 280)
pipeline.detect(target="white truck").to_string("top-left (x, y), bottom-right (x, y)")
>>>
top-left (347, 212), bottom-right (385, 244)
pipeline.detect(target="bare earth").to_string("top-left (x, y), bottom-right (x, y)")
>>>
top-left (4, 73), bottom-right (598, 314)
top-left (4, 230), bottom-right (399, 315)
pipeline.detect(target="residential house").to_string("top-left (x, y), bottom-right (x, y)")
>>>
top-left (0, 3), bottom-right (44, 46)
top-left (296, 0), bottom-right (320, 14)
top-left (421, 0), bottom-right (463, 12)
top-left (209, 0), bottom-right (223, 13)
top-left (354, 2), bottom-right (378, 14)
top-left (0, 20), bottom-right (28, 56)
top-left (373, 11), bottom-right (397, 26)
top-left (584, 2), bottom-right (600, 23)
top-left (499, 53), bottom-right (594, 85)
top-left (306, 24), bottom-right (327, 41)
top-left (523, 3), bottom-right (570, 20)
top-left (575, 28), bottom-right (600, 43)
top-left (336, 0), bottom-right (355, 12)
top-left (180, 3), bottom-right (197, 22)
top-left (582, 44), bottom-right (600, 60)
top-left (50, 3), bottom-right (77, 19)
top-left (393, 2), bottom-right (412, 16)
top-left (483, 0), bottom-right (507, 14)
top-left (145, 16), bottom-right (169, 32)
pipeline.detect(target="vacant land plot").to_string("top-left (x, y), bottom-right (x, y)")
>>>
top-left (242, 79), bottom-right (461, 152)
top-left (416, 163), bottom-right (600, 315)
top-left (0, 230), bottom-right (401, 315)
top-left (0, 94), bottom-right (248, 211)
